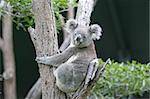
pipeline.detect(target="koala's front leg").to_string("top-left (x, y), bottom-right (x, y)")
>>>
top-left (36, 56), bottom-right (55, 66)
top-left (36, 54), bottom-right (65, 67)
top-left (36, 46), bottom-right (76, 67)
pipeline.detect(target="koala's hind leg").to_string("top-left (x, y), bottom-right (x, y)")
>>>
top-left (54, 62), bottom-right (88, 93)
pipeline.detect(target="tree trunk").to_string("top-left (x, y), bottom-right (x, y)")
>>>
top-left (1, 6), bottom-right (17, 99)
top-left (29, 0), bottom-right (67, 99)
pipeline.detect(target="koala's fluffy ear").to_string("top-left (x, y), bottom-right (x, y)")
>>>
top-left (89, 24), bottom-right (102, 40)
top-left (66, 19), bottom-right (78, 31)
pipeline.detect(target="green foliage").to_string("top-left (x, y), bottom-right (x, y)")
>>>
top-left (0, 0), bottom-right (77, 31)
top-left (8, 0), bottom-right (33, 31)
top-left (91, 59), bottom-right (150, 99)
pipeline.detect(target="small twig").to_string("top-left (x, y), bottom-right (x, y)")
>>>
top-left (59, 8), bottom-right (74, 13)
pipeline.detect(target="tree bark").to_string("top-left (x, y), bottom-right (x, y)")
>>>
top-left (29, 0), bottom-right (67, 99)
top-left (76, 0), bottom-right (95, 27)
top-left (1, 6), bottom-right (17, 99)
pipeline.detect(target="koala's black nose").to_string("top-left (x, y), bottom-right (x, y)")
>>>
top-left (76, 37), bottom-right (81, 41)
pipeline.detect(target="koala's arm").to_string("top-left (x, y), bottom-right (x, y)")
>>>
top-left (36, 46), bottom-right (76, 67)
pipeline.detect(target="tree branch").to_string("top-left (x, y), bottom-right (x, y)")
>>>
top-left (59, 15), bottom-right (71, 52)
top-left (76, 0), bottom-right (95, 26)
top-left (59, 0), bottom-right (75, 52)
top-left (67, 0), bottom-right (74, 19)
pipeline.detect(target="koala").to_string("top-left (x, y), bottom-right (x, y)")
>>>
top-left (36, 19), bottom-right (102, 93)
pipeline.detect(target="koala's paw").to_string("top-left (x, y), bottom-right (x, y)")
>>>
top-left (35, 57), bottom-right (46, 64)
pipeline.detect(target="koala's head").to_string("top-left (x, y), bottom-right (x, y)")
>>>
top-left (66, 19), bottom-right (102, 48)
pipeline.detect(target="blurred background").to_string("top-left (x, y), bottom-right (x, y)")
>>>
top-left (0, 0), bottom-right (149, 98)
